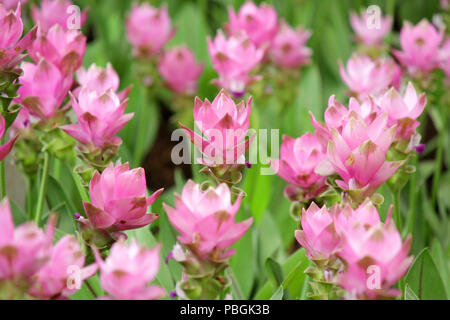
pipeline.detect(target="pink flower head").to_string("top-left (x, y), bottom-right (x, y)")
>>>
top-left (76, 63), bottom-right (119, 95)
top-left (94, 239), bottom-right (164, 300)
top-left (337, 211), bottom-right (413, 299)
top-left (339, 54), bottom-right (397, 98)
top-left (179, 89), bottom-right (254, 166)
top-left (294, 202), bottom-right (340, 260)
top-left (269, 21), bottom-right (312, 68)
top-left (29, 24), bottom-right (86, 76)
top-left (0, 0), bottom-right (28, 11)
top-left (61, 88), bottom-right (133, 150)
top-left (393, 20), bottom-right (444, 74)
top-left (28, 235), bottom-right (97, 299)
top-left (208, 30), bottom-right (264, 96)
top-left (126, 3), bottom-right (175, 57)
top-left (17, 59), bottom-right (71, 120)
top-left (378, 82), bottom-right (427, 140)
top-left (81, 163), bottom-right (163, 232)
top-left (439, 37), bottom-right (450, 78)
top-left (333, 200), bottom-right (381, 235)
top-left (158, 45), bottom-right (203, 94)
top-left (0, 114), bottom-right (19, 161)
top-left (226, 1), bottom-right (278, 47)
top-left (163, 180), bottom-right (253, 261)
top-left (31, 0), bottom-right (87, 32)
top-left (270, 133), bottom-right (327, 201)
top-left (350, 11), bottom-right (392, 46)
top-left (0, 3), bottom-right (37, 70)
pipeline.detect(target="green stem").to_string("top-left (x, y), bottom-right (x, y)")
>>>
top-left (34, 152), bottom-right (50, 226)
top-left (405, 156), bottom-right (418, 237)
top-left (0, 135), bottom-right (5, 199)
top-left (226, 268), bottom-right (244, 300)
top-left (431, 123), bottom-right (445, 209)
top-left (71, 169), bottom-right (89, 203)
top-left (393, 191), bottom-right (402, 231)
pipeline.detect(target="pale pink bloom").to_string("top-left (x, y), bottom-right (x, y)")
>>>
top-left (339, 54), bottom-right (397, 98)
top-left (94, 239), bottom-right (164, 300)
top-left (81, 163), bottom-right (163, 232)
top-left (208, 30), bottom-right (264, 96)
top-left (179, 89), bottom-right (254, 166)
top-left (158, 46), bottom-right (203, 94)
top-left (61, 88), bottom-right (133, 149)
top-left (29, 24), bottom-right (86, 75)
top-left (126, 3), bottom-right (175, 56)
top-left (337, 212), bottom-right (413, 299)
top-left (76, 63), bottom-right (119, 94)
top-left (17, 59), bottom-right (71, 120)
top-left (29, 235), bottom-right (97, 299)
top-left (350, 11), bottom-right (392, 46)
top-left (0, 114), bottom-right (18, 161)
top-left (333, 200), bottom-right (381, 235)
top-left (0, 3), bottom-right (37, 69)
top-left (378, 82), bottom-right (427, 140)
top-left (163, 180), bottom-right (253, 260)
top-left (294, 202), bottom-right (340, 260)
top-left (31, 0), bottom-right (87, 32)
top-left (442, 0), bottom-right (450, 10)
top-left (0, 0), bottom-right (28, 11)
top-left (226, 1), bottom-right (278, 47)
top-left (439, 37), bottom-right (450, 78)
top-left (269, 21), bottom-right (312, 68)
top-left (393, 20), bottom-right (444, 74)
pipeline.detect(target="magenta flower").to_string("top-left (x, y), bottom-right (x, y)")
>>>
top-left (61, 88), bottom-right (133, 150)
top-left (269, 21), bottom-right (312, 68)
top-left (226, 1), bottom-right (278, 47)
top-left (0, 3), bottom-right (37, 70)
top-left (393, 20), bottom-right (444, 74)
top-left (163, 180), bottom-right (253, 260)
top-left (31, 0), bottom-right (87, 32)
top-left (158, 46), bottom-right (203, 94)
top-left (0, 114), bottom-right (18, 162)
top-left (0, 0), bottom-right (28, 10)
top-left (208, 31), bottom-right (264, 96)
top-left (349, 11), bottom-right (392, 46)
top-left (81, 163), bottom-right (163, 232)
top-left (126, 3), bottom-right (175, 57)
top-left (179, 89), bottom-right (254, 166)
top-left (94, 239), bottom-right (165, 300)
top-left (333, 200), bottom-right (381, 235)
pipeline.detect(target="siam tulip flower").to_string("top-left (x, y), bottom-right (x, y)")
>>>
top-left (28, 235), bottom-right (97, 299)
top-left (349, 11), bottom-right (392, 46)
top-left (208, 31), bottom-right (264, 97)
top-left (61, 88), bottom-right (133, 150)
top-left (393, 20), bottom-right (444, 74)
top-left (339, 54), bottom-right (397, 98)
top-left (163, 180), bottom-right (253, 261)
top-left (17, 59), bottom-right (71, 120)
top-left (126, 3), bottom-right (175, 57)
top-left (80, 162), bottom-right (163, 233)
top-left (158, 46), bottom-right (203, 94)
top-left (29, 24), bottom-right (86, 76)
top-left (0, 114), bottom-right (19, 161)
top-left (31, 0), bottom-right (87, 32)
top-left (226, 1), bottom-right (278, 47)
top-left (0, 3), bottom-right (37, 70)
top-left (94, 239), bottom-right (165, 300)
top-left (0, 0), bottom-right (28, 11)
top-left (270, 133), bottom-right (327, 202)
top-left (332, 200), bottom-right (381, 235)
top-left (439, 37), bottom-right (450, 78)
top-left (337, 212), bottom-right (413, 299)
top-left (269, 21), bottom-right (312, 69)
top-left (179, 89), bottom-right (254, 166)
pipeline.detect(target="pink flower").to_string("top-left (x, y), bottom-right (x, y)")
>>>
top-left (17, 59), bottom-right (71, 120)
top-left (208, 30), bottom-right (264, 96)
top-left (28, 235), bottom-right (97, 299)
top-left (339, 54), bottom-right (397, 98)
top-left (0, 0), bottom-right (28, 11)
top-left (333, 200), bottom-right (381, 235)
top-left (350, 11), bottom-right (392, 46)
top-left (29, 24), bottom-right (86, 76)
top-left (439, 37), bottom-right (450, 78)
top-left (163, 180), bottom-right (253, 260)
top-left (94, 239), bottom-right (164, 300)
top-left (294, 202), bottom-right (340, 260)
top-left (269, 21), bottom-right (312, 68)
top-left (81, 163), bottom-right (163, 232)
top-left (61, 88), bottom-right (133, 149)
top-left (0, 114), bottom-right (18, 161)
top-left (378, 82), bottom-right (427, 140)
top-left (226, 1), bottom-right (278, 47)
top-left (158, 46), bottom-right (203, 94)
top-left (0, 3), bottom-right (37, 70)
top-left (270, 133), bottom-right (327, 201)
top-left (31, 0), bottom-right (87, 32)
top-left (337, 213), bottom-right (413, 299)
top-left (179, 89), bottom-right (254, 166)
top-left (126, 3), bottom-right (175, 57)
top-left (393, 20), bottom-right (444, 74)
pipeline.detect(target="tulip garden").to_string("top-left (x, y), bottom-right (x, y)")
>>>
top-left (0, 0), bottom-right (449, 301)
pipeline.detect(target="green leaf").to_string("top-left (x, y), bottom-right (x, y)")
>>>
top-left (270, 287), bottom-right (284, 300)
top-left (265, 257), bottom-right (285, 290)
top-left (404, 284), bottom-right (419, 300)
